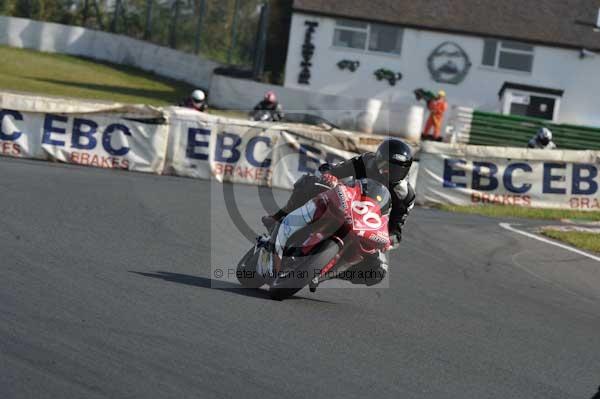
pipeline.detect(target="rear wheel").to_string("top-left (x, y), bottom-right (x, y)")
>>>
top-left (236, 246), bottom-right (265, 288)
top-left (269, 239), bottom-right (340, 300)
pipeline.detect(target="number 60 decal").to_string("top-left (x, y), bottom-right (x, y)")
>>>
top-left (351, 201), bottom-right (382, 229)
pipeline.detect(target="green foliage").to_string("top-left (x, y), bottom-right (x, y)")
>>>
top-left (8, 0), bottom-right (76, 23)
top-left (2, 0), bottom-right (272, 70)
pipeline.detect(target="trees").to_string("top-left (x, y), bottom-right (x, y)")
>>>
top-left (9, 0), bottom-right (77, 24)
top-left (1, 0), bottom-right (292, 78)
top-left (264, 0), bottom-right (292, 83)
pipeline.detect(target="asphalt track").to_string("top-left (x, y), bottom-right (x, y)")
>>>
top-left (1, 156), bottom-right (599, 399)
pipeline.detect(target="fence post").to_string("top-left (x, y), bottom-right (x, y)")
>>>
top-left (111, 0), bottom-right (122, 32)
top-left (92, 0), bottom-right (105, 30)
top-left (82, 0), bottom-right (89, 26)
top-left (253, 2), bottom-right (270, 79)
top-left (194, 0), bottom-right (206, 54)
top-left (144, 0), bottom-right (153, 40)
top-left (169, 0), bottom-right (181, 48)
top-left (227, 0), bottom-right (241, 64)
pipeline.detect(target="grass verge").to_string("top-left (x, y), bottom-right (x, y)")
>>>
top-left (0, 45), bottom-right (247, 119)
top-left (541, 230), bottom-right (600, 253)
top-left (437, 204), bottom-right (600, 221)
top-left (0, 45), bottom-right (194, 105)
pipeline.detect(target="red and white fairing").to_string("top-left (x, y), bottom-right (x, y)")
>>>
top-left (313, 182), bottom-right (391, 254)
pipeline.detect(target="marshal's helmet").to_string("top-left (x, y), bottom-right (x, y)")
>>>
top-left (536, 127), bottom-right (552, 145)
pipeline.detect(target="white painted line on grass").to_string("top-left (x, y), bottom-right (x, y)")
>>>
top-left (499, 223), bottom-right (600, 263)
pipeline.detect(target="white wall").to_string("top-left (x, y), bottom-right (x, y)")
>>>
top-left (0, 16), bottom-right (220, 89)
top-left (285, 12), bottom-right (600, 128)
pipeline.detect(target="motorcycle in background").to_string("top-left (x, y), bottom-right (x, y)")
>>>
top-left (249, 109), bottom-right (276, 122)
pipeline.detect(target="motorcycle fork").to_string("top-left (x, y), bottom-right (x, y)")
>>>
top-left (309, 236), bottom-right (345, 292)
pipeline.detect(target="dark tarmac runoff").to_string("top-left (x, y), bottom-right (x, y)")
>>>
top-left (1, 156), bottom-right (599, 399)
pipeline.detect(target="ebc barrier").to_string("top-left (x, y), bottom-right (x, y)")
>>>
top-left (416, 142), bottom-right (600, 210)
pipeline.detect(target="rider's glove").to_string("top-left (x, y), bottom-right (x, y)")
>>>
top-left (318, 163), bottom-right (332, 174)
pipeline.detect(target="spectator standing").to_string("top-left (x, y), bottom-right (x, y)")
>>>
top-left (421, 90), bottom-right (448, 142)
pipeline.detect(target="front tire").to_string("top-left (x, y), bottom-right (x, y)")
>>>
top-left (236, 246), bottom-right (265, 288)
top-left (269, 239), bottom-right (340, 300)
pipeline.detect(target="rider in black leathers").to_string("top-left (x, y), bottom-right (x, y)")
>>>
top-left (251, 91), bottom-right (284, 121)
top-left (263, 138), bottom-right (415, 286)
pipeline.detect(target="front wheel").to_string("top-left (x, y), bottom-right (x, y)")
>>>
top-left (269, 239), bottom-right (340, 300)
top-left (236, 246), bottom-right (265, 288)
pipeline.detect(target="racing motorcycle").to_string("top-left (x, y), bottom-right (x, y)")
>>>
top-left (250, 109), bottom-right (276, 122)
top-left (236, 177), bottom-right (392, 300)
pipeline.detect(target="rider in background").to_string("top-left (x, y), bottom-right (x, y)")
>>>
top-left (180, 89), bottom-right (208, 112)
top-left (528, 127), bottom-right (557, 149)
top-left (262, 138), bottom-right (415, 287)
top-left (251, 91), bottom-right (284, 121)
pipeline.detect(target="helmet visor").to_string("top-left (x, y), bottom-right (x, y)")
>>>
top-left (376, 156), bottom-right (411, 183)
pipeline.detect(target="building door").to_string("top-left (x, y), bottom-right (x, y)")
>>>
top-left (527, 96), bottom-right (555, 120)
top-left (499, 83), bottom-right (562, 122)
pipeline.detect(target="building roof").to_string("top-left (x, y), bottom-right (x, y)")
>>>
top-left (293, 0), bottom-right (600, 50)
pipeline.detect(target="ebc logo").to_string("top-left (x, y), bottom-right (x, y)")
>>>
top-left (42, 114), bottom-right (131, 156)
top-left (443, 159), bottom-right (598, 195)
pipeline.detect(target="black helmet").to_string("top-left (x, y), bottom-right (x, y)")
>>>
top-left (358, 178), bottom-right (392, 216)
top-left (375, 138), bottom-right (413, 184)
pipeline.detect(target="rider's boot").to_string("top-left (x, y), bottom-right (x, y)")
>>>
top-left (261, 210), bottom-right (287, 233)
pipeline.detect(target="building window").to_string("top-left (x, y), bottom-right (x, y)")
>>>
top-left (333, 19), bottom-right (403, 55)
top-left (482, 39), bottom-right (534, 72)
top-left (369, 23), bottom-right (403, 54)
top-left (333, 19), bottom-right (368, 50)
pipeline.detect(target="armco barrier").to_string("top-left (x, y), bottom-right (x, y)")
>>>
top-left (4, 94), bottom-right (597, 211)
top-left (0, 93), bottom-right (419, 191)
top-left (417, 141), bottom-right (600, 210)
top-left (165, 107), bottom-right (419, 190)
top-left (4, 92), bottom-right (598, 211)
top-left (0, 105), bottom-right (169, 173)
top-left (446, 107), bottom-right (600, 150)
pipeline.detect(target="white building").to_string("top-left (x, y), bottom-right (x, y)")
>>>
top-left (284, 0), bottom-right (600, 128)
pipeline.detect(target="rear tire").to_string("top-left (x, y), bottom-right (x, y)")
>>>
top-left (269, 239), bottom-right (339, 300)
top-left (236, 246), bottom-right (265, 288)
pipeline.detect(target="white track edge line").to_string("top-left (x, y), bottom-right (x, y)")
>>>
top-left (499, 223), bottom-right (600, 263)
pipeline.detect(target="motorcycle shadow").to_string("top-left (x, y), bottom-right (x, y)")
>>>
top-left (130, 271), bottom-right (334, 303)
